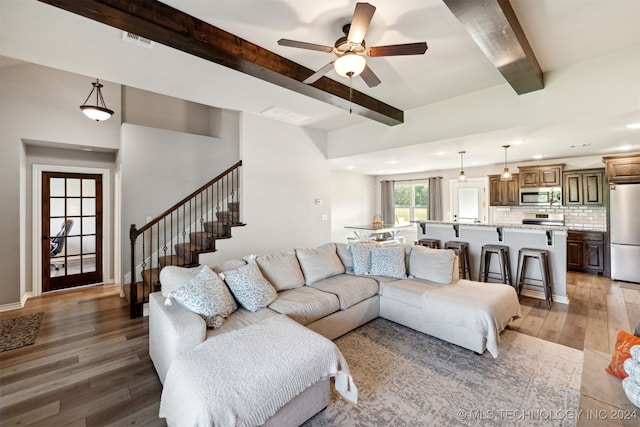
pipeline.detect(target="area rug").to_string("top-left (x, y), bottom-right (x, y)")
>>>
top-left (0, 312), bottom-right (43, 352)
top-left (304, 318), bottom-right (583, 427)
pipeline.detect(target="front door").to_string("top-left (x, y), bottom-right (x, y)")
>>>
top-left (42, 172), bottom-right (103, 292)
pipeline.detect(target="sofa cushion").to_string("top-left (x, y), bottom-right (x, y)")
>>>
top-left (369, 246), bottom-right (407, 279)
top-left (349, 241), bottom-right (379, 275)
top-left (409, 246), bottom-right (456, 284)
top-left (221, 261), bottom-right (278, 312)
top-left (295, 243), bottom-right (345, 285)
top-left (211, 258), bottom-right (247, 274)
top-left (167, 265), bottom-right (238, 328)
top-left (380, 278), bottom-right (444, 308)
top-left (160, 265), bottom-right (202, 298)
top-left (254, 250), bottom-right (305, 291)
top-left (308, 274), bottom-right (379, 310)
top-left (335, 243), bottom-right (353, 270)
top-left (268, 286), bottom-right (340, 325)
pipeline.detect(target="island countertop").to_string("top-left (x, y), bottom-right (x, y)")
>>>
top-left (415, 220), bottom-right (568, 232)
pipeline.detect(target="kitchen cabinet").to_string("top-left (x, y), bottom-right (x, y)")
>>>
top-left (518, 164), bottom-right (564, 188)
top-left (567, 231), bottom-right (606, 275)
top-left (603, 154), bottom-right (640, 184)
top-left (563, 169), bottom-right (605, 205)
top-left (489, 173), bottom-right (519, 206)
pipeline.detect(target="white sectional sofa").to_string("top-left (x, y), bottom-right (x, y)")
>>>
top-left (150, 242), bottom-right (521, 426)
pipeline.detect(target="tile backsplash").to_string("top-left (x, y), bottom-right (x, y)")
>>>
top-left (490, 205), bottom-right (607, 231)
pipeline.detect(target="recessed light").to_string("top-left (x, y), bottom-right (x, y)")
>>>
top-left (626, 123), bottom-right (640, 129)
top-left (533, 154), bottom-right (543, 159)
top-left (346, 165), bottom-right (355, 170)
top-left (435, 152), bottom-right (445, 156)
top-left (513, 139), bottom-right (526, 145)
top-left (389, 160), bottom-right (398, 165)
top-left (619, 145), bottom-right (633, 151)
top-left (81, 147), bottom-right (93, 152)
top-left (569, 143), bottom-right (590, 148)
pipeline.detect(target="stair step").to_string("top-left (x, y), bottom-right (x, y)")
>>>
top-left (124, 282), bottom-right (148, 304)
top-left (158, 254), bottom-right (191, 268)
top-left (216, 210), bottom-right (240, 224)
top-left (175, 242), bottom-right (205, 264)
top-left (203, 221), bottom-right (230, 235)
top-left (189, 231), bottom-right (217, 250)
top-left (141, 268), bottom-right (161, 292)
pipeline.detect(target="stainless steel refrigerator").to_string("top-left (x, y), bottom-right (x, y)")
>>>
top-left (610, 183), bottom-right (640, 283)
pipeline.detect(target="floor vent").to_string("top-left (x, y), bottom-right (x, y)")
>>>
top-left (122, 32), bottom-right (154, 48)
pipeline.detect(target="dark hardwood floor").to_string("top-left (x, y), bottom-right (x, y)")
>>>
top-left (0, 272), bottom-right (638, 426)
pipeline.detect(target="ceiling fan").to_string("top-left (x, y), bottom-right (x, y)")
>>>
top-left (278, 2), bottom-right (428, 88)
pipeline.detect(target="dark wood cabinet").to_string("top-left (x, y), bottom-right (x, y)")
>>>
top-left (567, 231), bottom-right (606, 275)
top-left (603, 154), bottom-right (640, 184)
top-left (518, 164), bottom-right (563, 187)
top-left (489, 174), bottom-right (519, 206)
top-left (563, 169), bottom-right (605, 205)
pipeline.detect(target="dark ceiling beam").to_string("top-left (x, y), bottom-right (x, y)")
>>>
top-left (37, 0), bottom-right (404, 126)
top-left (443, 0), bottom-right (544, 95)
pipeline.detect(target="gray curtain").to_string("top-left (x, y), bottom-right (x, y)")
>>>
top-left (428, 177), bottom-right (443, 220)
top-left (381, 180), bottom-right (394, 224)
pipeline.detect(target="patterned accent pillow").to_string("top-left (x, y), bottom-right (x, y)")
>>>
top-left (167, 265), bottom-right (237, 328)
top-left (624, 357), bottom-right (640, 381)
top-left (221, 261), bottom-right (278, 312)
top-left (605, 330), bottom-right (640, 378)
top-left (622, 377), bottom-right (640, 409)
top-left (369, 246), bottom-right (407, 279)
top-left (349, 242), bottom-right (379, 276)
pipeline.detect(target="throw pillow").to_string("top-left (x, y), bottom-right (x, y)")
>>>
top-left (221, 261), bottom-right (277, 312)
top-left (349, 242), bottom-right (379, 276)
top-left (605, 330), bottom-right (640, 378)
top-left (335, 243), bottom-right (353, 271)
top-left (624, 358), bottom-right (640, 381)
top-left (622, 377), bottom-right (640, 409)
top-left (295, 243), bottom-right (346, 285)
top-left (159, 265), bottom-right (202, 298)
top-left (255, 250), bottom-right (305, 291)
top-left (408, 246), bottom-right (456, 284)
top-left (369, 246), bottom-right (407, 279)
top-left (632, 345), bottom-right (640, 361)
top-left (167, 265), bottom-right (237, 328)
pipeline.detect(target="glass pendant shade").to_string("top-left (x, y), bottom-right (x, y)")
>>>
top-left (458, 151), bottom-right (467, 182)
top-left (80, 79), bottom-right (114, 121)
top-left (334, 54), bottom-right (366, 77)
top-left (500, 145), bottom-right (513, 181)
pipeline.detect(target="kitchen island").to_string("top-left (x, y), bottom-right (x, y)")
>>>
top-left (417, 221), bottom-right (569, 304)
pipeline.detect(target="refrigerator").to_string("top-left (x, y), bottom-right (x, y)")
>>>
top-left (610, 183), bottom-right (640, 283)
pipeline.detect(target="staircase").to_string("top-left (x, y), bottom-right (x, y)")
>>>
top-left (126, 161), bottom-right (244, 318)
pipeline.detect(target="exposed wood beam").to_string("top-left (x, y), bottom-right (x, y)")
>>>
top-left (37, 0), bottom-right (404, 126)
top-left (443, 0), bottom-right (544, 95)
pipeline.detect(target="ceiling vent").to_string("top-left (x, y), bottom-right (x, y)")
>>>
top-left (122, 32), bottom-right (154, 48)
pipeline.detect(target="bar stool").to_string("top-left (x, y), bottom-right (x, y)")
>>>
top-left (444, 241), bottom-right (471, 280)
top-left (516, 248), bottom-right (553, 309)
top-left (417, 238), bottom-right (441, 249)
top-left (479, 244), bottom-right (513, 286)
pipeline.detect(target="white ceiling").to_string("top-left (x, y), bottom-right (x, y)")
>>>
top-left (1, 0), bottom-right (639, 175)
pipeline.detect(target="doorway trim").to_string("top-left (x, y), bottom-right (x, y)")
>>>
top-left (32, 164), bottom-right (111, 296)
top-left (449, 177), bottom-right (489, 224)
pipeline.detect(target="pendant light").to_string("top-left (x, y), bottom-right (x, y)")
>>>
top-left (501, 144), bottom-right (512, 181)
top-left (457, 151), bottom-right (467, 182)
top-left (80, 79), bottom-right (114, 121)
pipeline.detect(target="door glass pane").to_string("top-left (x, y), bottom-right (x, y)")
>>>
top-left (50, 198), bottom-right (65, 217)
top-left (50, 178), bottom-right (65, 197)
top-left (67, 178), bottom-right (81, 197)
top-left (50, 218), bottom-right (64, 234)
top-left (82, 179), bottom-right (96, 197)
top-left (82, 217), bottom-right (96, 234)
top-left (82, 236), bottom-right (96, 253)
top-left (67, 198), bottom-right (81, 216)
top-left (67, 218), bottom-right (81, 236)
top-left (82, 198), bottom-right (96, 216)
top-left (82, 256), bottom-right (96, 273)
top-left (66, 236), bottom-right (81, 256)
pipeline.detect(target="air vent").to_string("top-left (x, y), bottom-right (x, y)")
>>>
top-left (122, 32), bottom-right (154, 48)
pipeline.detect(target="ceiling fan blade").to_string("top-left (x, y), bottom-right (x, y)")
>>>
top-left (303, 62), bottom-right (335, 84)
top-left (347, 2), bottom-right (376, 44)
top-left (360, 64), bottom-right (381, 88)
top-left (368, 42), bottom-right (428, 57)
top-left (277, 39), bottom-right (333, 53)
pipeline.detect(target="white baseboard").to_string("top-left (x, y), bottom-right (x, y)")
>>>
top-left (0, 292), bottom-right (34, 312)
top-left (520, 288), bottom-right (569, 305)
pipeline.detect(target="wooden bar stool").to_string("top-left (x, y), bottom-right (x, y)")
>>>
top-left (444, 241), bottom-right (471, 280)
top-left (417, 238), bottom-right (441, 249)
top-left (516, 248), bottom-right (553, 308)
top-left (479, 244), bottom-right (513, 286)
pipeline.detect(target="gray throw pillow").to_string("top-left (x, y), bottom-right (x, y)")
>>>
top-left (295, 243), bottom-right (345, 285)
top-left (221, 261), bottom-right (278, 312)
top-left (167, 265), bottom-right (238, 328)
top-left (255, 250), bottom-right (305, 291)
top-left (369, 246), bottom-right (407, 279)
top-left (349, 242), bottom-right (379, 275)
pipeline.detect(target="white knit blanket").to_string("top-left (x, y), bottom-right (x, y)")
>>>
top-left (159, 314), bottom-right (357, 427)
top-left (422, 280), bottom-right (522, 357)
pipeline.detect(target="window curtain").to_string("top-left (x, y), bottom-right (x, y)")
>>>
top-left (381, 180), bottom-right (394, 224)
top-left (428, 177), bottom-right (443, 220)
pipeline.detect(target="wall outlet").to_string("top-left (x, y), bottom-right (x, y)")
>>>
top-left (321, 214), bottom-right (328, 221)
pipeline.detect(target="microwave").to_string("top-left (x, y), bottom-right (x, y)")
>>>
top-left (519, 187), bottom-right (562, 206)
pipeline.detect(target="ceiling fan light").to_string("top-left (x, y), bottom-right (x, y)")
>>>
top-left (334, 54), bottom-right (366, 77)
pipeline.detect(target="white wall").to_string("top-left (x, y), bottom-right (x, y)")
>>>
top-left (200, 113), bottom-right (332, 264)
top-left (330, 171), bottom-right (377, 242)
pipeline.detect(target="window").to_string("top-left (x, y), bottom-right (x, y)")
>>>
top-left (394, 182), bottom-right (428, 221)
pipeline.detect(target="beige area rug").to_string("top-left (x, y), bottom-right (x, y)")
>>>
top-left (0, 312), bottom-right (43, 352)
top-left (305, 318), bottom-right (583, 427)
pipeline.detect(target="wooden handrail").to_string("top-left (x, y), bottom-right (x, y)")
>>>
top-left (133, 160), bottom-right (242, 237)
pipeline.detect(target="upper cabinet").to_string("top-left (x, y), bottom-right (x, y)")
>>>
top-left (489, 174), bottom-right (519, 206)
top-left (563, 169), bottom-right (605, 206)
top-left (518, 164), bottom-right (564, 188)
top-left (603, 154), bottom-right (640, 184)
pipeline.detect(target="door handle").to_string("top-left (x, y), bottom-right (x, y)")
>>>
top-left (43, 235), bottom-right (49, 240)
